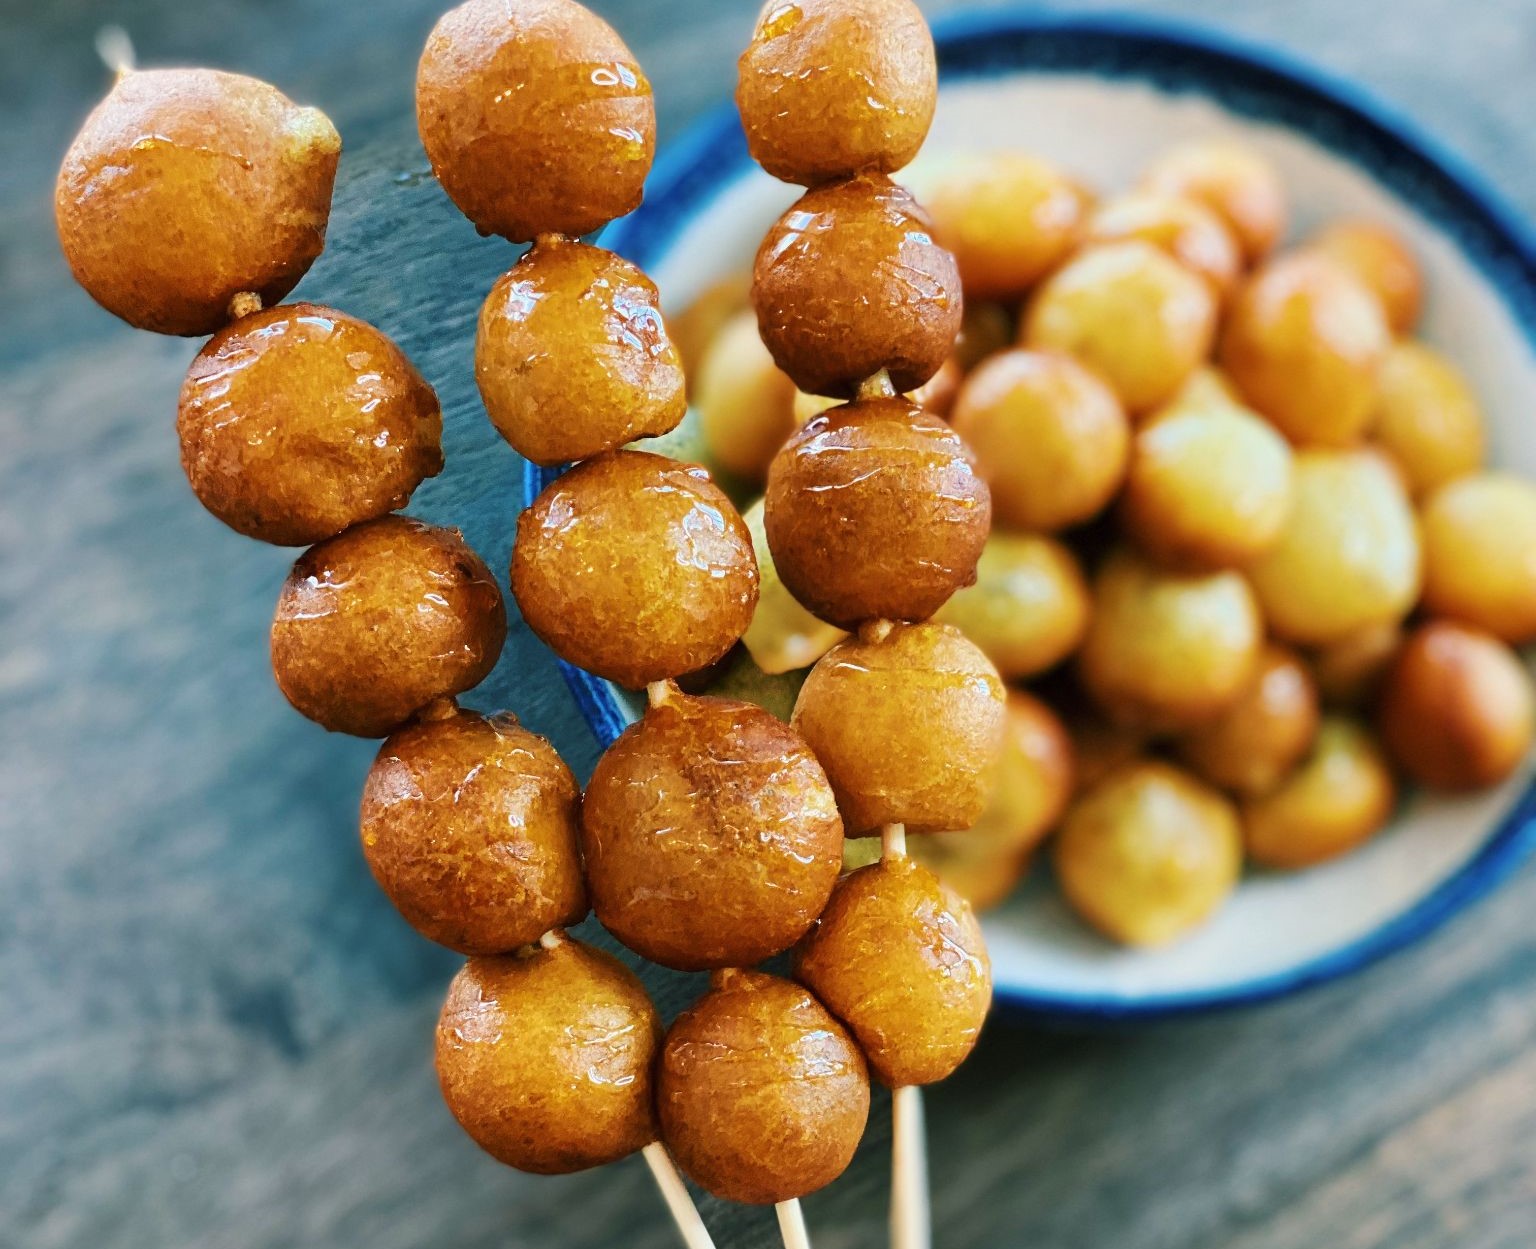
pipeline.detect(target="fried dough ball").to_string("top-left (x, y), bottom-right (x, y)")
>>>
top-left (1177, 645), bottom-right (1320, 797)
top-left (1241, 718), bottom-right (1395, 869)
top-left (949, 349), bottom-right (1129, 532)
top-left (735, 0), bottom-right (935, 186)
top-left (1419, 473), bottom-right (1536, 644)
top-left (1309, 621), bottom-right (1404, 709)
top-left (658, 969), bottom-right (869, 1204)
top-left (740, 497), bottom-right (847, 675)
top-left (752, 174), bottom-right (963, 397)
top-left (1140, 140), bottom-right (1286, 262)
top-left (56, 68), bottom-right (340, 336)
top-left (271, 517), bottom-right (506, 736)
top-left (764, 398), bottom-right (990, 629)
top-left (1311, 219), bottom-right (1423, 334)
top-left (476, 239), bottom-right (684, 466)
top-left (1054, 760), bottom-right (1241, 946)
top-left (1372, 341), bottom-right (1485, 497)
top-left (512, 451), bottom-right (758, 687)
top-left (177, 304), bottom-right (442, 545)
top-left (416, 0), bottom-right (654, 241)
top-left (793, 622), bottom-right (1007, 834)
top-left (796, 856), bottom-right (991, 1086)
top-left (1248, 448), bottom-right (1421, 646)
top-left (360, 704), bottom-right (586, 953)
top-left (909, 355), bottom-right (965, 419)
top-left (694, 309), bottom-right (798, 483)
top-left (1154, 364), bottom-right (1245, 418)
top-left (1085, 191), bottom-right (1242, 298)
top-left (1120, 402), bottom-right (1294, 570)
top-left (1219, 251), bottom-right (1391, 446)
top-left (581, 685), bottom-right (843, 970)
top-left (1378, 621), bottom-right (1535, 791)
top-left (1077, 548), bottom-right (1263, 732)
top-left (436, 938), bottom-right (659, 1174)
top-left (933, 533), bottom-right (1090, 679)
top-left (1022, 241), bottom-right (1218, 414)
top-left (670, 271), bottom-right (751, 376)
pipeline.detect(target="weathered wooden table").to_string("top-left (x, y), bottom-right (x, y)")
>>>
top-left (5, 1), bottom-right (1536, 1246)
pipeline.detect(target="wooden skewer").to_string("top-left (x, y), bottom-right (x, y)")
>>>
top-left (647, 679), bottom-right (677, 709)
top-left (880, 824), bottom-right (931, 1249)
top-left (94, 25), bottom-right (135, 76)
top-left (642, 1143), bottom-right (720, 1249)
top-left (857, 369), bottom-right (897, 401)
top-left (776, 1198), bottom-right (814, 1249)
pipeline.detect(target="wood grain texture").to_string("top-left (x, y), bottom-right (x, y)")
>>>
top-left (4, 1), bottom-right (1536, 1247)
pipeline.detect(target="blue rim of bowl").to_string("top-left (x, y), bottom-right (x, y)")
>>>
top-left (524, 9), bottom-right (1536, 1022)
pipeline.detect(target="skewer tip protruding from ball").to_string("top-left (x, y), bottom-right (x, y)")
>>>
top-left (95, 25), bottom-right (136, 78)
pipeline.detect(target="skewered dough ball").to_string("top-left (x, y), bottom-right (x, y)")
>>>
top-left (1177, 644), bottom-right (1319, 796)
top-left (271, 516), bottom-right (506, 736)
top-left (1311, 219), bottom-right (1423, 334)
top-left (56, 68), bottom-right (340, 336)
top-left (1140, 140), bottom-right (1287, 262)
top-left (1371, 341), bottom-right (1485, 497)
top-left (178, 304), bottom-right (442, 545)
top-left (1419, 472), bottom-right (1536, 644)
top-left (416, 0), bottom-right (654, 241)
top-left (694, 309), bottom-right (798, 483)
top-left (1085, 191), bottom-right (1242, 298)
top-left (1308, 621), bottom-right (1404, 709)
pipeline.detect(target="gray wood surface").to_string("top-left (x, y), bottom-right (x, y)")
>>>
top-left (5, 1), bottom-right (1536, 1247)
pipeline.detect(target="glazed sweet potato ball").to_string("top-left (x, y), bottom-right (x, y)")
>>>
top-left (178, 304), bottom-right (442, 545)
top-left (1085, 191), bottom-right (1242, 299)
top-left (764, 397), bottom-right (990, 628)
top-left (1377, 621), bottom-right (1535, 791)
top-left (436, 938), bottom-right (659, 1174)
top-left (695, 309), bottom-right (799, 483)
top-left (1249, 448), bottom-right (1421, 646)
top-left (796, 856), bottom-right (991, 1087)
top-left (735, 0), bottom-right (936, 186)
top-left (752, 174), bottom-right (963, 397)
top-left (793, 622), bottom-right (1007, 834)
top-left (949, 349), bottom-right (1129, 532)
top-left (416, 0), bottom-right (654, 241)
top-left (1219, 251), bottom-right (1391, 446)
top-left (56, 68), bottom-right (340, 336)
top-left (512, 451), bottom-right (758, 687)
top-left (1023, 240), bottom-right (1218, 414)
top-left (1140, 140), bottom-right (1287, 263)
top-left (476, 238), bottom-right (684, 466)
top-left (1054, 760), bottom-right (1241, 946)
top-left (271, 516), bottom-right (506, 736)
top-left (1371, 341), bottom-right (1485, 498)
top-left (1420, 473), bottom-right (1536, 644)
top-left (659, 969), bottom-right (869, 1205)
top-left (1308, 621), bottom-right (1404, 709)
top-left (360, 704), bottom-right (587, 954)
top-left (582, 686), bottom-right (843, 970)
top-left (1311, 219), bottom-right (1423, 334)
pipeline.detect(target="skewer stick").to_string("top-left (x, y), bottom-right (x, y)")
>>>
top-left (647, 679), bottom-right (677, 709)
top-left (857, 369), bottom-right (898, 401)
top-left (880, 824), bottom-right (930, 1249)
top-left (881, 822), bottom-right (907, 861)
top-left (95, 26), bottom-right (135, 77)
top-left (642, 1143), bottom-right (720, 1249)
top-left (776, 1198), bottom-right (814, 1249)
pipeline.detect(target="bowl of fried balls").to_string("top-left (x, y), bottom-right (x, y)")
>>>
top-left (526, 11), bottom-right (1536, 1019)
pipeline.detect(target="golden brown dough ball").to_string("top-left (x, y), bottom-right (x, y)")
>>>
top-left (735, 0), bottom-right (936, 186)
top-left (925, 153), bottom-right (1092, 300)
top-left (793, 622), bottom-right (1007, 834)
top-left (1308, 621), bottom-right (1404, 709)
top-left (694, 309), bottom-right (798, 483)
top-left (512, 451), bottom-right (758, 687)
top-left (950, 348), bottom-right (1129, 532)
top-left (56, 68), bottom-right (339, 336)
top-left (796, 856), bottom-right (991, 1086)
top-left (658, 969), bottom-right (869, 1204)
top-left (1085, 191), bottom-right (1242, 298)
top-left (1378, 621), bottom-right (1534, 791)
top-left (1248, 448), bottom-right (1421, 646)
top-left (1372, 341), bottom-right (1485, 498)
top-left (1153, 364), bottom-right (1245, 419)
top-left (581, 685), bottom-right (843, 970)
top-left (1119, 402), bottom-right (1294, 570)
top-left (739, 497), bottom-right (848, 675)
top-left (1177, 645), bottom-right (1319, 797)
top-left (933, 533), bottom-right (1090, 679)
top-left (1054, 760), bottom-right (1241, 945)
top-left (1420, 473), bottom-right (1536, 644)
top-left (416, 0), bottom-right (653, 241)
top-left (436, 937), bottom-right (659, 1174)
top-left (898, 831), bottom-right (1030, 913)
top-left (670, 271), bottom-right (751, 376)
top-left (1241, 718), bottom-right (1394, 869)
top-left (954, 301), bottom-right (1016, 371)
top-left (909, 355), bottom-right (965, 419)
top-left (476, 238), bottom-right (684, 466)
top-left (1022, 241), bottom-right (1218, 414)
top-left (764, 397), bottom-right (990, 629)
top-left (1140, 140), bottom-right (1287, 262)
top-left (272, 517), bottom-right (506, 736)
top-left (1077, 548), bottom-right (1263, 732)
top-left (1311, 219), bottom-right (1423, 334)
top-left (752, 174), bottom-right (963, 397)
top-left (178, 304), bottom-right (441, 546)
top-left (1219, 251), bottom-right (1391, 445)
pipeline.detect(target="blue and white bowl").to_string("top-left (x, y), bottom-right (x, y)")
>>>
top-left (527, 11), bottom-right (1536, 1021)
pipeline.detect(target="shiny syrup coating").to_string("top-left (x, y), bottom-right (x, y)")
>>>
top-left (752, 174), bottom-right (963, 397)
top-left (360, 706), bottom-right (587, 954)
top-left (416, 0), bottom-right (654, 241)
top-left (581, 687), bottom-right (843, 971)
top-left (795, 856), bottom-right (992, 1086)
top-left (178, 304), bottom-right (442, 545)
top-left (735, 0), bottom-right (936, 186)
top-left (476, 238), bottom-right (684, 466)
top-left (271, 516), bottom-right (506, 736)
top-left (436, 938), bottom-right (659, 1175)
top-left (764, 397), bottom-right (991, 629)
top-left (511, 451), bottom-right (758, 688)
top-left (1140, 140), bottom-right (1287, 263)
top-left (56, 68), bottom-right (339, 336)
top-left (1085, 191), bottom-right (1243, 298)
